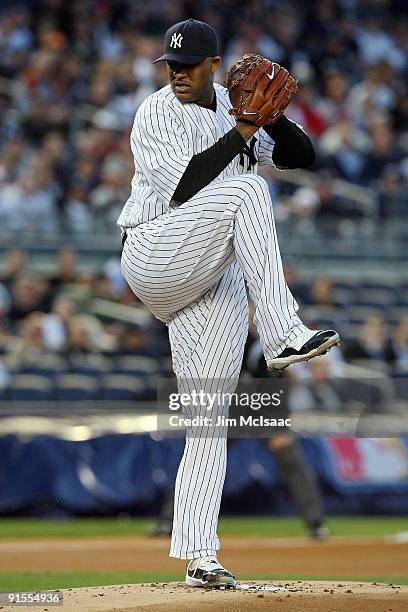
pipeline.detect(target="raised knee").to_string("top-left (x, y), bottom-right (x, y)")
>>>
top-left (236, 174), bottom-right (270, 201)
top-left (241, 173), bottom-right (267, 188)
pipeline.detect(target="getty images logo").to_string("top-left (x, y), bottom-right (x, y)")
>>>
top-left (170, 33), bottom-right (183, 49)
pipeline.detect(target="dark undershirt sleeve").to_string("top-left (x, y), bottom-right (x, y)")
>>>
top-left (172, 127), bottom-right (247, 205)
top-left (172, 116), bottom-right (315, 206)
top-left (263, 115), bottom-right (316, 169)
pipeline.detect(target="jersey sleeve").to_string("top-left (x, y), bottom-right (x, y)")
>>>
top-left (132, 96), bottom-right (193, 206)
top-left (257, 128), bottom-right (277, 167)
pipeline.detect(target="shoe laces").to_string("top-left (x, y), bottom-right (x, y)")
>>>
top-left (188, 555), bottom-right (221, 572)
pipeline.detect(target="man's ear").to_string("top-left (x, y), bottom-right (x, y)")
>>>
top-left (211, 56), bottom-right (221, 73)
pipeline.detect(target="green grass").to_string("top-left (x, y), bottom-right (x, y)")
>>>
top-left (0, 571), bottom-right (179, 592)
top-left (0, 518), bottom-right (406, 592)
top-left (218, 517), bottom-right (408, 537)
top-left (0, 516), bottom-right (406, 539)
top-left (0, 571), bottom-right (407, 592)
top-left (0, 518), bottom-right (151, 539)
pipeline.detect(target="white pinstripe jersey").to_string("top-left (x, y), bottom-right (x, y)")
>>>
top-left (117, 82), bottom-right (277, 229)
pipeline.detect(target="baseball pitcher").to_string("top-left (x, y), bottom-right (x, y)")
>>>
top-left (118, 18), bottom-right (339, 588)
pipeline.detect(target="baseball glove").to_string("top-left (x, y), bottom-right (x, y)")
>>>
top-left (226, 54), bottom-right (298, 127)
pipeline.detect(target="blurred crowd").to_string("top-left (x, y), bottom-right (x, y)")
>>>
top-left (0, 248), bottom-right (170, 388)
top-left (0, 248), bottom-right (407, 405)
top-left (0, 0), bottom-right (407, 236)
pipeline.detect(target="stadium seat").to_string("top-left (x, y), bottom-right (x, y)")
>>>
top-left (113, 356), bottom-right (158, 377)
top-left (352, 302), bottom-right (389, 314)
top-left (396, 288), bottom-right (408, 307)
top-left (332, 286), bottom-right (356, 307)
top-left (337, 322), bottom-right (361, 342)
top-left (389, 307), bottom-right (408, 325)
top-left (68, 354), bottom-right (112, 378)
top-left (56, 374), bottom-right (99, 401)
top-left (299, 305), bottom-right (346, 329)
top-left (386, 194), bottom-right (408, 218)
top-left (359, 281), bottom-right (398, 291)
top-left (392, 374), bottom-right (408, 401)
top-left (100, 374), bottom-right (146, 401)
top-left (332, 281), bottom-right (357, 292)
top-left (9, 375), bottom-right (54, 401)
top-left (159, 356), bottom-right (174, 376)
top-left (19, 354), bottom-right (68, 378)
top-left (355, 287), bottom-right (397, 308)
top-left (347, 305), bottom-right (385, 324)
top-left (346, 358), bottom-right (391, 375)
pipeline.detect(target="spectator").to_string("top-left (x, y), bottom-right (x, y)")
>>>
top-left (355, 16), bottom-right (406, 71)
top-left (359, 113), bottom-right (404, 185)
top-left (347, 62), bottom-right (396, 130)
top-left (288, 353), bottom-right (346, 413)
top-left (290, 175), bottom-right (360, 222)
top-left (310, 276), bottom-right (335, 307)
top-left (42, 294), bottom-right (77, 352)
top-left (48, 249), bottom-right (79, 292)
top-left (282, 262), bottom-right (310, 305)
top-left (0, 0), bottom-right (405, 237)
top-left (0, 358), bottom-right (10, 390)
top-left (344, 314), bottom-right (396, 367)
top-left (224, 22), bottom-right (284, 67)
top-left (117, 324), bottom-right (151, 356)
top-left (0, 7), bottom-right (33, 79)
top-left (103, 256), bottom-right (128, 297)
top-left (90, 272), bottom-right (117, 301)
top-left (7, 311), bottom-right (48, 368)
top-left (107, 57), bottom-right (155, 124)
top-left (8, 275), bottom-right (49, 326)
top-left (64, 183), bottom-right (93, 234)
top-left (288, 72), bottom-right (328, 138)
top-left (0, 283), bottom-right (11, 336)
top-left (377, 164), bottom-right (405, 218)
top-left (65, 313), bottom-right (116, 354)
top-left (0, 249), bottom-right (26, 287)
top-left (316, 69), bottom-right (350, 127)
top-left (318, 118), bottom-right (370, 181)
top-left (290, 185), bottom-right (320, 219)
top-left (0, 168), bottom-right (59, 234)
top-left (390, 317), bottom-right (408, 373)
top-left (89, 154), bottom-right (131, 231)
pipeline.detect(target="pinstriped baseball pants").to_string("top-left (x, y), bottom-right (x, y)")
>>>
top-left (121, 173), bottom-right (309, 559)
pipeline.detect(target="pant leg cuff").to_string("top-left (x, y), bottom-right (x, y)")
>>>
top-left (264, 322), bottom-right (307, 360)
top-left (169, 548), bottom-right (218, 560)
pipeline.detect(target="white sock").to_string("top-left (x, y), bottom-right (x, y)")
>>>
top-left (189, 555), bottom-right (217, 570)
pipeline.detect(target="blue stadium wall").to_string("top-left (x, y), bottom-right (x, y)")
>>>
top-left (1, 435), bottom-right (408, 516)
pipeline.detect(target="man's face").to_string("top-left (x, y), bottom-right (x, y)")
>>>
top-left (167, 57), bottom-right (221, 103)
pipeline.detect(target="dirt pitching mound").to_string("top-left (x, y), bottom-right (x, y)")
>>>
top-left (3, 581), bottom-right (407, 612)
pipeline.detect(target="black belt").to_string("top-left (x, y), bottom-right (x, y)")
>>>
top-left (121, 231), bottom-right (127, 249)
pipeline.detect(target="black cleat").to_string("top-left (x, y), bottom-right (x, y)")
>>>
top-left (267, 330), bottom-right (340, 371)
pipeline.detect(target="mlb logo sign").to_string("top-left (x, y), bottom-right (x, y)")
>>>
top-left (170, 33), bottom-right (183, 49)
top-left (327, 437), bottom-right (408, 483)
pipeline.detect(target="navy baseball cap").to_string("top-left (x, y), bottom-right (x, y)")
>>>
top-left (153, 18), bottom-right (218, 64)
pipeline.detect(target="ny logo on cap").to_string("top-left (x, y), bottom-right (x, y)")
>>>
top-left (170, 33), bottom-right (183, 49)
